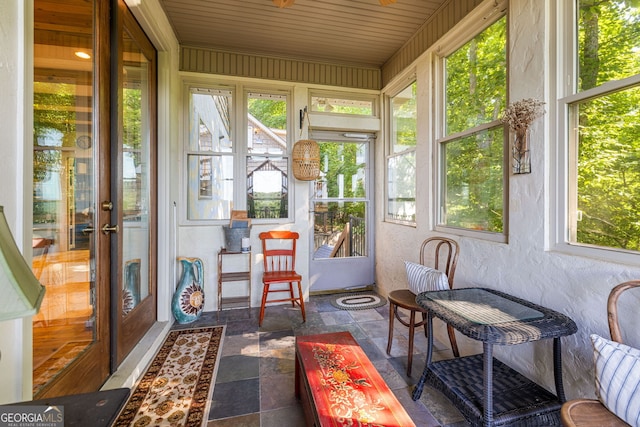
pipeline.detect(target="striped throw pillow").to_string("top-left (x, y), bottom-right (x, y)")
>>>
top-left (591, 333), bottom-right (640, 427)
top-left (404, 261), bottom-right (449, 294)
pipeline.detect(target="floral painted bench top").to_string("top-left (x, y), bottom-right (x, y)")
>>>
top-left (295, 331), bottom-right (416, 427)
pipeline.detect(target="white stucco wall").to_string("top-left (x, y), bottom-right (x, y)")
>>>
top-left (375, 0), bottom-right (640, 400)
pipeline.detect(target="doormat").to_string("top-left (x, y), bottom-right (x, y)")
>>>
top-left (330, 292), bottom-right (387, 311)
top-left (113, 326), bottom-right (225, 427)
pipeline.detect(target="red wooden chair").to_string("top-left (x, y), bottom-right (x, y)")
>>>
top-left (258, 231), bottom-right (306, 327)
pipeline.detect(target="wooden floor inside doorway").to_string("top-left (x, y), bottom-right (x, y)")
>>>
top-left (32, 248), bottom-right (93, 396)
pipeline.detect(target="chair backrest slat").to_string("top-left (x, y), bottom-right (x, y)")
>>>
top-left (260, 231), bottom-right (299, 273)
top-left (419, 236), bottom-right (460, 289)
top-left (607, 280), bottom-right (640, 344)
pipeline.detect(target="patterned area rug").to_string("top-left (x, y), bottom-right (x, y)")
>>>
top-left (113, 326), bottom-right (224, 427)
top-left (330, 292), bottom-right (387, 311)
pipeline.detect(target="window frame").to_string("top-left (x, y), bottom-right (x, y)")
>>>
top-left (244, 88), bottom-right (293, 222)
top-left (184, 85), bottom-right (235, 223)
top-left (384, 78), bottom-right (418, 225)
top-left (182, 82), bottom-right (294, 224)
top-left (432, 11), bottom-right (509, 243)
top-left (552, 1), bottom-right (640, 264)
top-left (309, 89), bottom-right (378, 118)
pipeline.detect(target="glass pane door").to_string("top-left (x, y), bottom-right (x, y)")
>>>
top-left (309, 136), bottom-right (374, 292)
top-left (32, 0), bottom-right (98, 396)
top-left (120, 34), bottom-right (151, 317)
top-left (115, 0), bottom-right (157, 366)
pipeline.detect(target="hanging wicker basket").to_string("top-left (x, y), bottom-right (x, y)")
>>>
top-left (292, 139), bottom-right (320, 181)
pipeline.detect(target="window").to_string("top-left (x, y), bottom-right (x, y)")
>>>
top-left (558, 1), bottom-right (640, 255)
top-left (246, 92), bottom-right (289, 219)
top-left (185, 86), bottom-right (292, 221)
top-left (186, 88), bottom-right (234, 220)
top-left (437, 16), bottom-right (507, 235)
top-left (310, 91), bottom-right (376, 116)
top-left (386, 82), bottom-right (417, 223)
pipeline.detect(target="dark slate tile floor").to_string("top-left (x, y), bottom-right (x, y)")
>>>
top-left (177, 294), bottom-right (469, 427)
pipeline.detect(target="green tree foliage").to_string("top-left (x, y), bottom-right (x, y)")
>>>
top-left (123, 88), bottom-right (142, 149)
top-left (248, 98), bottom-right (286, 130)
top-left (445, 128), bottom-right (504, 231)
top-left (392, 83), bottom-right (417, 150)
top-left (443, 16), bottom-right (506, 232)
top-left (33, 83), bottom-right (78, 183)
top-left (576, 0), bottom-right (640, 251)
top-left (446, 18), bottom-right (506, 134)
top-left (318, 142), bottom-right (366, 221)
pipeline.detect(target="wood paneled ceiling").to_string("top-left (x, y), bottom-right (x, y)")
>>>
top-left (158, 0), bottom-right (449, 68)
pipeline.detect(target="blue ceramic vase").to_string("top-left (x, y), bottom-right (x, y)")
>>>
top-left (172, 257), bottom-right (205, 324)
top-left (122, 259), bottom-right (141, 316)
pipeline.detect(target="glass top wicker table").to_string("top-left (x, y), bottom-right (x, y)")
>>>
top-left (411, 288), bottom-right (577, 427)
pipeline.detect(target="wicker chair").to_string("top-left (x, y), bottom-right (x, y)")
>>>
top-left (560, 280), bottom-right (640, 427)
top-left (386, 237), bottom-right (460, 376)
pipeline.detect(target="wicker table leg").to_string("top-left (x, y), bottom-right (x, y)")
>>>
top-left (412, 313), bottom-right (434, 401)
top-left (483, 342), bottom-right (494, 427)
top-left (553, 337), bottom-right (567, 402)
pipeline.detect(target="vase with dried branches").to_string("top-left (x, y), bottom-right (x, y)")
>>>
top-left (501, 98), bottom-right (546, 174)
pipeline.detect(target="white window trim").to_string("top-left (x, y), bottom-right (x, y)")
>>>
top-left (180, 81), bottom-right (295, 225)
top-left (384, 74), bottom-right (418, 226)
top-left (431, 5), bottom-right (508, 244)
top-left (243, 87), bottom-right (294, 224)
top-left (181, 83), bottom-right (236, 225)
top-left (308, 89), bottom-right (379, 118)
top-left (551, 0), bottom-right (640, 264)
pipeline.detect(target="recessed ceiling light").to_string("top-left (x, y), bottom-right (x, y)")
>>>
top-left (75, 51), bottom-right (91, 60)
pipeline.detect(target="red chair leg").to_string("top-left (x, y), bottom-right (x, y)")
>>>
top-left (289, 282), bottom-right (296, 307)
top-left (296, 280), bottom-right (306, 322)
top-left (259, 283), bottom-right (269, 326)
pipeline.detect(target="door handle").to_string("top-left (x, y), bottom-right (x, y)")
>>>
top-left (82, 226), bottom-right (95, 235)
top-left (101, 224), bottom-right (119, 235)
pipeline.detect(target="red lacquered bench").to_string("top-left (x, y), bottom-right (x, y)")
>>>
top-left (295, 331), bottom-right (416, 427)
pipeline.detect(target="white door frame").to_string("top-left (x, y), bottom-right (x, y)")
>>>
top-left (308, 131), bottom-right (375, 293)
